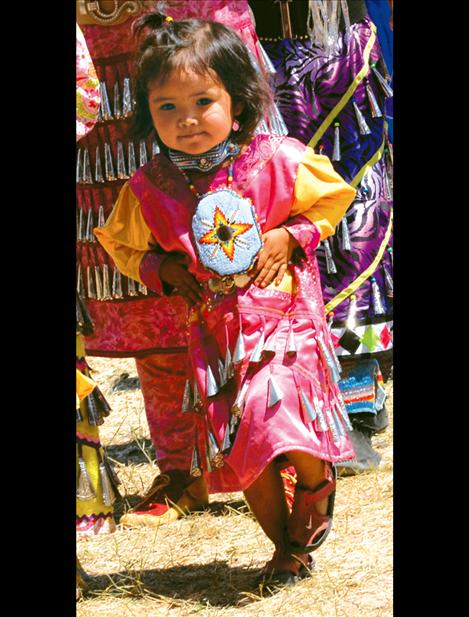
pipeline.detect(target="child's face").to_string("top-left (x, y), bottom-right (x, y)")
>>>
top-left (148, 68), bottom-right (243, 155)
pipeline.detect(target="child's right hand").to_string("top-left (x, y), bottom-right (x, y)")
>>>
top-left (159, 253), bottom-right (203, 306)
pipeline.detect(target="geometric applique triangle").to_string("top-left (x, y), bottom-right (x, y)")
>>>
top-left (338, 328), bottom-right (362, 354)
top-left (379, 324), bottom-right (393, 348)
top-left (360, 324), bottom-right (380, 351)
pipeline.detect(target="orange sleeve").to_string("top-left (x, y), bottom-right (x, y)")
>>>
top-left (290, 147), bottom-right (356, 240)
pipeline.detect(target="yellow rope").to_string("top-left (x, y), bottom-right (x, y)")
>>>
top-left (308, 23), bottom-right (377, 150)
top-left (324, 209), bottom-right (393, 315)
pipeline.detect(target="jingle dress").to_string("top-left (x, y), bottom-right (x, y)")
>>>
top-left (78, 1), bottom-right (287, 485)
top-left (76, 23), bottom-right (117, 535)
top-left (95, 134), bottom-right (356, 491)
top-left (250, 0), bottom-right (393, 435)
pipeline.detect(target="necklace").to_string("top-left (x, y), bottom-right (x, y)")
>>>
top-left (168, 139), bottom-right (240, 173)
top-left (179, 158), bottom-right (235, 200)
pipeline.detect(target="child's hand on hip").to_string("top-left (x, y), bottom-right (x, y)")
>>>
top-left (159, 253), bottom-right (203, 305)
top-left (251, 227), bottom-right (299, 288)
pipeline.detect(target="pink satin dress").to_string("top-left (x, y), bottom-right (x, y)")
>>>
top-left (123, 135), bottom-right (356, 491)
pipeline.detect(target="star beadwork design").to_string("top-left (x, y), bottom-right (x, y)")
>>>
top-left (199, 206), bottom-right (252, 261)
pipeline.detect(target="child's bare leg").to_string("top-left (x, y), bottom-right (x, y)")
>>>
top-left (243, 461), bottom-right (289, 546)
top-left (286, 451), bottom-right (330, 514)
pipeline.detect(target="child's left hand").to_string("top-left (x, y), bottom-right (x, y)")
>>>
top-left (250, 227), bottom-right (299, 288)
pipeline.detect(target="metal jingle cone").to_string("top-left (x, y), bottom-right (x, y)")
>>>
top-left (99, 462), bottom-right (115, 506)
top-left (224, 345), bottom-right (234, 382)
top-left (318, 335), bottom-right (340, 384)
top-left (113, 80), bottom-right (122, 119)
top-left (128, 142), bottom-right (137, 176)
top-left (77, 264), bottom-right (85, 296)
top-left (300, 388), bottom-right (317, 422)
top-left (102, 452), bottom-right (121, 489)
top-left (267, 374), bottom-right (283, 408)
top-left (233, 329), bottom-right (246, 364)
top-left (324, 238), bottom-right (337, 274)
top-left (190, 443), bottom-right (202, 477)
top-left (85, 390), bottom-right (103, 426)
top-left (206, 363), bottom-right (219, 397)
top-left (82, 148), bottom-right (93, 184)
top-left (138, 282), bottom-right (148, 295)
top-left (181, 379), bottom-right (193, 413)
top-left (122, 77), bottom-right (132, 117)
top-left (341, 216), bottom-right (352, 251)
top-left (314, 396), bottom-right (328, 432)
top-left (371, 277), bottom-right (385, 315)
top-left (94, 265), bottom-right (104, 300)
top-left (104, 143), bottom-right (116, 181)
top-left (92, 386), bottom-right (112, 417)
top-left (250, 330), bottom-right (265, 364)
top-left (231, 381), bottom-right (249, 417)
top-left (99, 80), bottom-right (113, 120)
top-left (371, 64), bottom-right (393, 98)
top-left (87, 265), bottom-right (97, 299)
top-left (97, 205), bottom-right (106, 228)
top-left (85, 208), bottom-right (95, 243)
top-left (229, 413), bottom-right (240, 433)
top-left (335, 399), bottom-right (353, 432)
top-left (76, 406), bottom-right (83, 423)
top-left (76, 148), bottom-right (82, 184)
top-left (95, 146), bottom-right (105, 183)
top-left (352, 100), bottom-right (371, 135)
top-left (326, 335), bottom-right (342, 377)
top-left (376, 383), bottom-right (387, 411)
top-left (332, 122), bottom-right (341, 162)
top-left (152, 140), bottom-right (160, 156)
top-left (139, 140), bottom-right (148, 167)
top-left (112, 267), bottom-right (123, 299)
top-left (382, 166), bottom-right (393, 201)
top-left (382, 262), bottom-right (393, 297)
top-left (127, 277), bottom-right (138, 296)
top-left (286, 327), bottom-right (297, 357)
top-left (217, 358), bottom-right (226, 387)
top-left (221, 422), bottom-right (232, 453)
top-left (208, 429), bottom-right (224, 468)
top-left (192, 381), bottom-right (204, 413)
top-left (365, 81), bottom-right (382, 118)
top-left (331, 408), bottom-right (347, 438)
top-left (78, 208), bottom-right (85, 241)
top-left (117, 141), bottom-right (129, 179)
top-left (77, 457), bottom-right (96, 500)
top-left (102, 264), bottom-right (112, 300)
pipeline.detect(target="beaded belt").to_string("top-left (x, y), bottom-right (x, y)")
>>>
top-left (206, 273), bottom-right (252, 295)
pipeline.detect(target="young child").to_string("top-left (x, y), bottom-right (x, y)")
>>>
top-left (95, 11), bottom-right (356, 585)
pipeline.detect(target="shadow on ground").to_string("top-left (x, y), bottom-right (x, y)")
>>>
top-left (81, 560), bottom-right (286, 606)
top-left (105, 439), bottom-right (155, 465)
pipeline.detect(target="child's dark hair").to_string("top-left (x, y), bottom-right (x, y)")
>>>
top-left (130, 11), bottom-right (273, 149)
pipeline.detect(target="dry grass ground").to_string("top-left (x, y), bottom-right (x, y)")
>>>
top-left (77, 357), bottom-right (393, 617)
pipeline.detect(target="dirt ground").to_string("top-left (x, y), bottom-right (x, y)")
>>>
top-left (77, 356), bottom-right (393, 617)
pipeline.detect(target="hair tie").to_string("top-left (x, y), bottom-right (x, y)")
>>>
top-left (164, 15), bottom-right (174, 25)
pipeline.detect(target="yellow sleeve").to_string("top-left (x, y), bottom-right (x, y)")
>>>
top-left (290, 147), bottom-right (357, 240)
top-left (94, 182), bottom-right (154, 284)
